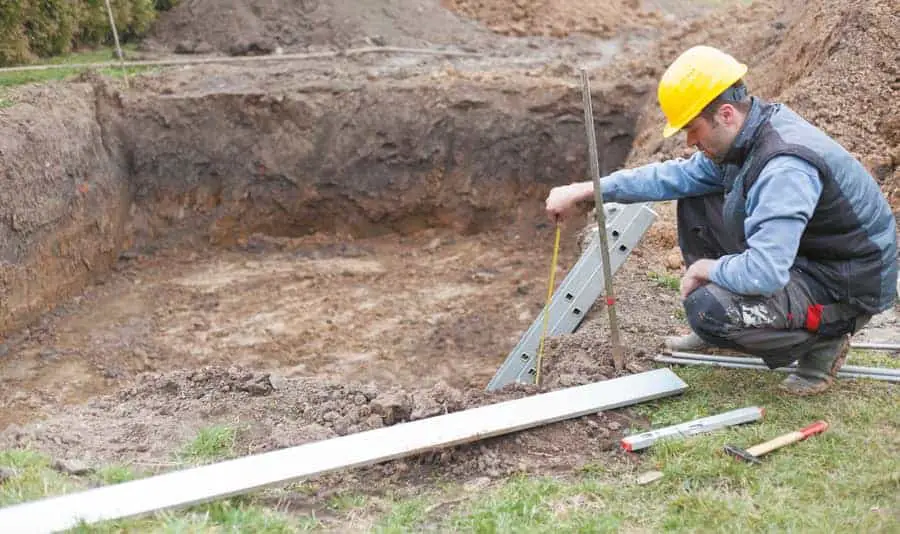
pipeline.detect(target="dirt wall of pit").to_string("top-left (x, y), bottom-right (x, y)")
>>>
top-left (0, 83), bottom-right (132, 338)
top-left (0, 72), bottom-right (649, 338)
top-left (114, 75), bottom-right (643, 245)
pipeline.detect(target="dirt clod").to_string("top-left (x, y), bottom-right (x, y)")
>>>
top-left (52, 459), bottom-right (93, 477)
top-left (0, 467), bottom-right (16, 484)
top-left (636, 470), bottom-right (664, 485)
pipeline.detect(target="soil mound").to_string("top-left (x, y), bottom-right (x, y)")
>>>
top-left (441, 0), bottom-right (665, 38)
top-left (144, 0), bottom-right (493, 55)
top-left (0, 343), bottom-right (647, 488)
top-left (763, 0), bottom-right (900, 208)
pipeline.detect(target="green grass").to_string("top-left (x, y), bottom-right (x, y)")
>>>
top-left (327, 491), bottom-right (369, 513)
top-left (1, 369), bottom-right (897, 532)
top-left (372, 497), bottom-right (430, 533)
top-left (446, 476), bottom-right (623, 533)
top-left (0, 45), bottom-right (154, 108)
top-left (0, 45), bottom-right (144, 86)
top-left (176, 425), bottom-right (237, 464)
top-left (0, 449), bottom-right (77, 507)
top-left (648, 271), bottom-right (681, 292)
top-left (93, 464), bottom-right (140, 485)
top-left (850, 349), bottom-right (900, 369)
top-left (437, 367), bottom-right (900, 533)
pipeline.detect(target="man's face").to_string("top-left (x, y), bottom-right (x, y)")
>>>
top-left (683, 106), bottom-right (740, 163)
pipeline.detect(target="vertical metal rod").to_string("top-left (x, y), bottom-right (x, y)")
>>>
top-left (103, 0), bottom-right (129, 88)
top-left (579, 68), bottom-right (625, 371)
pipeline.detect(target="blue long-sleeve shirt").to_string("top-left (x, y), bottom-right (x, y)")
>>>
top-left (601, 151), bottom-right (822, 296)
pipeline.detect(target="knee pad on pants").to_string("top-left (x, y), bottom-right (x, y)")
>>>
top-left (684, 284), bottom-right (735, 342)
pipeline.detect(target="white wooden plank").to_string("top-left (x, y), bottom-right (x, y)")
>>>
top-left (0, 368), bottom-right (687, 533)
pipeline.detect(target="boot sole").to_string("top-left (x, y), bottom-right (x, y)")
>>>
top-left (778, 335), bottom-right (850, 396)
top-left (829, 335), bottom-right (851, 377)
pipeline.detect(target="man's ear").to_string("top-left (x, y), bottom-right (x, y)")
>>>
top-left (718, 104), bottom-right (738, 127)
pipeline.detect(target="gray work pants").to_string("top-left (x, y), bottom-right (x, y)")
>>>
top-left (676, 195), bottom-right (870, 369)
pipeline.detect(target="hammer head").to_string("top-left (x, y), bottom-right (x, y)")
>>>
top-left (724, 444), bottom-right (761, 464)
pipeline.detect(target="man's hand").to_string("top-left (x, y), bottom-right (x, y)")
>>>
top-left (680, 259), bottom-right (716, 299)
top-left (545, 182), bottom-right (593, 222)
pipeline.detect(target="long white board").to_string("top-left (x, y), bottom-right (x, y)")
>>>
top-left (0, 368), bottom-right (687, 533)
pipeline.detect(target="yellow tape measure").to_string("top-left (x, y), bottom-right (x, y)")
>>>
top-left (535, 222), bottom-right (561, 386)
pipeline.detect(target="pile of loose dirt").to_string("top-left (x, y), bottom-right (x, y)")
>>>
top-left (143, 0), bottom-right (494, 55)
top-left (441, 0), bottom-right (666, 38)
top-left (0, 342), bottom-right (651, 487)
top-left (762, 0), bottom-right (900, 209)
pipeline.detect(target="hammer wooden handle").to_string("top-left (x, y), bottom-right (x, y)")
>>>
top-left (746, 421), bottom-right (829, 457)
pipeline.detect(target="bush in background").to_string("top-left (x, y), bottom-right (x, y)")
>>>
top-left (154, 0), bottom-right (180, 10)
top-left (23, 0), bottom-right (79, 57)
top-left (0, 0), bottom-right (179, 66)
top-left (0, 3), bottom-right (31, 65)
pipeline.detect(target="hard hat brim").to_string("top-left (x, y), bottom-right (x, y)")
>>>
top-left (662, 122), bottom-right (681, 138)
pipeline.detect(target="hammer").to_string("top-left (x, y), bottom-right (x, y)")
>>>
top-left (724, 421), bottom-right (829, 464)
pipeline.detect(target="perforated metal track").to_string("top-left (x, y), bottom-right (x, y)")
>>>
top-left (486, 202), bottom-right (657, 391)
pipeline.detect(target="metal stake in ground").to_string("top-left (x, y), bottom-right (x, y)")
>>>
top-left (580, 68), bottom-right (625, 372)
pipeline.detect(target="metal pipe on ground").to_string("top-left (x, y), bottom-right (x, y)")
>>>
top-left (0, 47), bottom-right (487, 75)
top-left (664, 351), bottom-right (900, 378)
top-left (654, 355), bottom-right (900, 383)
top-left (851, 342), bottom-right (900, 351)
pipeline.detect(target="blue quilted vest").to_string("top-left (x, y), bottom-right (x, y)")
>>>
top-left (716, 98), bottom-right (898, 327)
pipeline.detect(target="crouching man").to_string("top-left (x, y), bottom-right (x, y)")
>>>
top-left (545, 45), bottom-right (898, 395)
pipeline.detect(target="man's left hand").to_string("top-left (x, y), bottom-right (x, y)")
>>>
top-left (680, 259), bottom-right (716, 299)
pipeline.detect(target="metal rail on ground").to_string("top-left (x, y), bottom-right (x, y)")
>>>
top-left (663, 351), bottom-right (900, 377)
top-left (655, 354), bottom-right (900, 382)
top-left (0, 47), bottom-right (488, 75)
top-left (850, 342), bottom-right (900, 351)
top-left (486, 202), bottom-right (657, 391)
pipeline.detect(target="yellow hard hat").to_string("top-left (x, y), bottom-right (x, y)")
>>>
top-left (658, 45), bottom-right (748, 138)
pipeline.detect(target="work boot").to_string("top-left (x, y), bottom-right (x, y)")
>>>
top-left (779, 334), bottom-right (851, 396)
top-left (663, 331), bottom-right (711, 352)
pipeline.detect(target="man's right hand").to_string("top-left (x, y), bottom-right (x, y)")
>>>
top-left (545, 182), bottom-right (593, 222)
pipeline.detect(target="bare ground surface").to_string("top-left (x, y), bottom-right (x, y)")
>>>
top-left (143, 0), bottom-right (695, 55)
top-left (0, 0), bottom-right (898, 526)
top-left (0, 222), bottom-right (681, 492)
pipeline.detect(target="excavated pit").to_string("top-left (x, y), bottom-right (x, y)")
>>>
top-left (0, 70), bottom-right (653, 434)
top-left (0, 64), bottom-right (684, 498)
